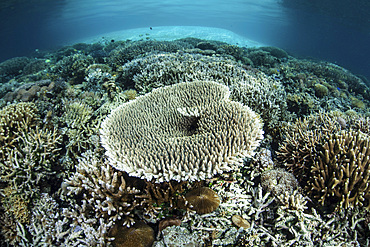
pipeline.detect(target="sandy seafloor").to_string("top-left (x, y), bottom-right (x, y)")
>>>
top-left (0, 26), bottom-right (369, 246)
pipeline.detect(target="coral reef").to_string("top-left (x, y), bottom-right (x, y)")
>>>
top-left (108, 40), bottom-right (193, 67)
top-left (51, 53), bottom-right (95, 84)
top-left (119, 51), bottom-right (287, 131)
top-left (101, 81), bottom-right (264, 182)
top-left (0, 57), bottom-right (30, 83)
top-left (1, 36), bottom-right (369, 246)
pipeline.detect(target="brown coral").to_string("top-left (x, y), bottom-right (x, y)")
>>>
top-left (109, 221), bottom-right (154, 247)
top-left (138, 180), bottom-right (189, 220)
top-left (277, 112), bottom-right (341, 180)
top-left (310, 130), bottom-right (370, 210)
top-left (278, 111), bottom-right (370, 210)
top-left (185, 187), bottom-right (220, 214)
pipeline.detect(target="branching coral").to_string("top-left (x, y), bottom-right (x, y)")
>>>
top-left (310, 130), bottom-right (370, 210)
top-left (277, 112), bottom-right (341, 180)
top-left (119, 51), bottom-right (286, 130)
top-left (0, 102), bottom-right (39, 161)
top-left (1, 126), bottom-right (62, 196)
top-left (61, 99), bottom-right (101, 160)
top-left (278, 111), bottom-right (370, 211)
top-left (62, 99), bottom-right (93, 129)
top-left (63, 150), bottom-right (142, 227)
top-left (1, 185), bottom-right (30, 224)
top-left (138, 180), bottom-right (189, 221)
top-left (101, 81), bottom-right (264, 182)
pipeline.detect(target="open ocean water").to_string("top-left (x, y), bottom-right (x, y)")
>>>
top-left (1, 1), bottom-right (370, 246)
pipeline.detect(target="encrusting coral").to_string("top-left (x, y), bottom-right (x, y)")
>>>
top-left (100, 81), bottom-right (264, 182)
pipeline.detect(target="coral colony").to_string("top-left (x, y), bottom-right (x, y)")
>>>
top-left (0, 38), bottom-right (369, 246)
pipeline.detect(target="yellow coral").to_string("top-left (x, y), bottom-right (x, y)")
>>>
top-left (123, 89), bottom-right (137, 100)
top-left (1, 186), bottom-right (30, 224)
top-left (350, 96), bottom-right (365, 109)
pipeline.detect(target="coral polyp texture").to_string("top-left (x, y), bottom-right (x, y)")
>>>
top-left (100, 81), bottom-right (264, 182)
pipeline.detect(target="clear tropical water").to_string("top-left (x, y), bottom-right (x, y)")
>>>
top-left (1, 0), bottom-right (369, 80)
top-left (2, 1), bottom-right (370, 246)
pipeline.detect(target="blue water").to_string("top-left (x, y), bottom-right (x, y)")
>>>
top-left (0, 0), bottom-right (369, 80)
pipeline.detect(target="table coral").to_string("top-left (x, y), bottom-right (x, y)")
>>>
top-left (100, 81), bottom-right (264, 182)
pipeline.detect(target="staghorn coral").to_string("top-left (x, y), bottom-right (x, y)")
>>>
top-left (277, 111), bottom-right (342, 180)
top-left (0, 209), bottom-right (30, 246)
top-left (60, 203), bottom-right (115, 246)
top-left (60, 98), bottom-right (101, 160)
top-left (1, 185), bottom-right (30, 224)
top-left (137, 179), bottom-right (190, 222)
top-left (278, 111), bottom-right (370, 210)
top-left (63, 150), bottom-right (142, 227)
top-left (62, 99), bottom-right (93, 129)
top-left (276, 190), bottom-right (308, 211)
top-left (309, 130), bottom-right (370, 210)
top-left (101, 81), bottom-right (264, 182)
top-left (26, 193), bottom-right (81, 246)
